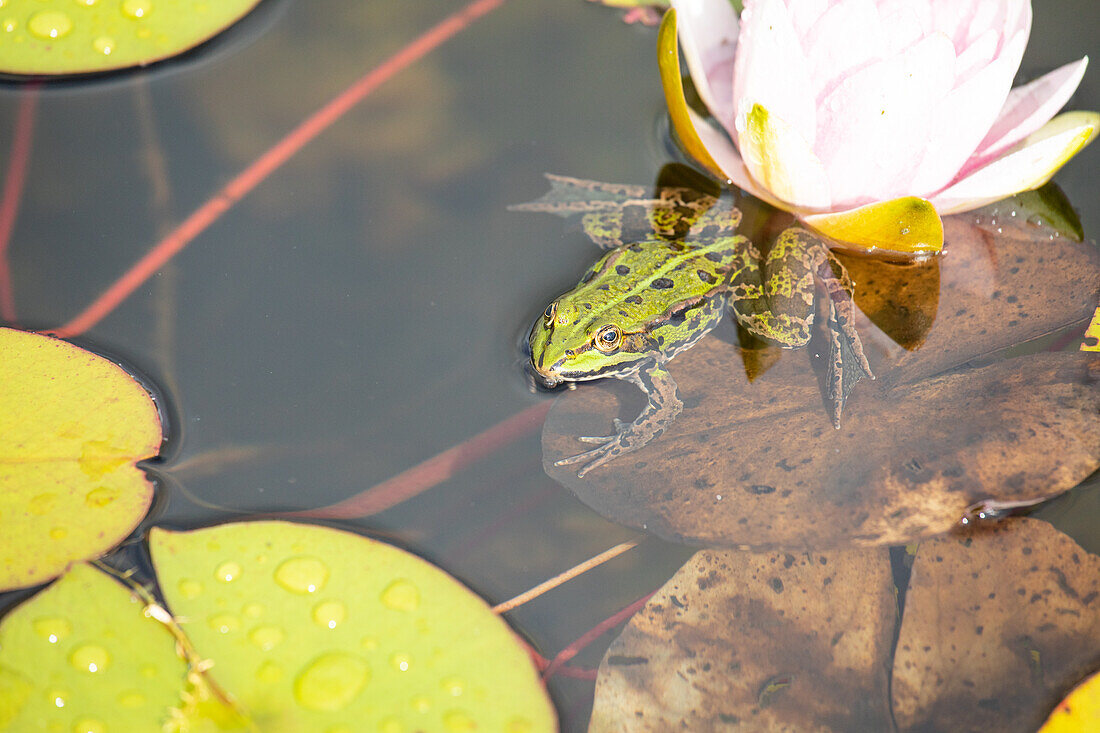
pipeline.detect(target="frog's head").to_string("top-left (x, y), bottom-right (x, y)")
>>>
top-left (528, 297), bottom-right (650, 386)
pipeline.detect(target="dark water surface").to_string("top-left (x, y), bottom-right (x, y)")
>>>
top-left (1, 0), bottom-right (1098, 729)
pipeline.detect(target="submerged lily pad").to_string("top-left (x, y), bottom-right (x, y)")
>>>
top-left (591, 518), bottom-right (1100, 732)
top-left (543, 217), bottom-right (1100, 549)
top-left (589, 547), bottom-right (896, 731)
top-left (0, 327), bottom-right (160, 591)
top-left (151, 521), bottom-right (555, 731)
top-left (0, 521), bottom-right (555, 730)
top-left (0, 0), bottom-right (262, 76)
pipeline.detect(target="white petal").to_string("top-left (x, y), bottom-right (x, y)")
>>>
top-left (909, 30), bottom-right (1028, 196)
top-left (736, 102), bottom-right (832, 209)
top-left (732, 0), bottom-right (817, 148)
top-left (930, 112), bottom-right (1100, 214)
top-left (800, 0), bottom-right (884, 101)
top-left (813, 33), bottom-right (955, 208)
top-left (971, 57), bottom-right (1089, 163)
top-left (786, 0), bottom-right (829, 39)
top-left (687, 107), bottom-right (788, 209)
top-left (954, 28), bottom-right (997, 83)
top-left (671, 0), bottom-right (739, 131)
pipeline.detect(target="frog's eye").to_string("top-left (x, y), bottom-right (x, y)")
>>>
top-left (593, 324), bottom-right (622, 352)
top-left (543, 302), bottom-right (557, 324)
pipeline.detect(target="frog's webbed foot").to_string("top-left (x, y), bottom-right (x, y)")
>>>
top-left (814, 252), bottom-right (874, 426)
top-left (554, 365), bottom-right (682, 477)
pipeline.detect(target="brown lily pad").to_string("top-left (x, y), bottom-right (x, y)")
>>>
top-left (591, 518), bottom-right (1100, 732)
top-left (589, 547), bottom-right (896, 731)
top-left (589, 545), bottom-right (897, 726)
top-left (893, 518), bottom-right (1100, 733)
top-left (864, 217), bottom-right (1100, 385)
top-left (543, 212), bottom-right (1100, 549)
top-left (545, 350), bottom-right (1099, 548)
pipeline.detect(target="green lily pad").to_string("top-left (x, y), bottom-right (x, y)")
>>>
top-left (151, 521), bottom-right (555, 731)
top-left (0, 521), bottom-right (556, 730)
top-left (0, 327), bottom-right (161, 591)
top-left (0, 563), bottom-right (191, 732)
top-left (0, 0), bottom-right (262, 76)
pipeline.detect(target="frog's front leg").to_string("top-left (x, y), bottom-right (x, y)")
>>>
top-left (555, 360), bottom-right (682, 477)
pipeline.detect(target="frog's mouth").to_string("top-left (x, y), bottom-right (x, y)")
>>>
top-left (527, 358), bottom-right (563, 389)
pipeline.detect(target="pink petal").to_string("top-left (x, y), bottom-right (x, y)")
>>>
top-left (670, 0), bottom-right (739, 132)
top-left (970, 56), bottom-right (1089, 164)
top-left (908, 29), bottom-right (1028, 196)
top-left (814, 33), bottom-right (956, 208)
top-left (733, 0), bottom-right (817, 148)
top-left (930, 111), bottom-right (1100, 214)
top-left (786, 0), bottom-right (829, 39)
top-left (880, 6), bottom-right (925, 54)
top-left (954, 28), bottom-right (998, 83)
top-left (801, 0), bottom-right (885, 102)
top-left (928, 0), bottom-right (981, 49)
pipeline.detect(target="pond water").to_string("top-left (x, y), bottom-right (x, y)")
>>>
top-left (0, 0), bottom-right (1098, 730)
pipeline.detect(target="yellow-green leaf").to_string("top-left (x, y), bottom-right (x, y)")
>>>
top-left (1039, 668), bottom-right (1100, 732)
top-left (0, 0), bottom-right (262, 76)
top-left (151, 521), bottom-right (556, 732)
top-left (657, 8), bottom-right (726, 180)
top-left (803, 196), bottom-right (944, 254)
top-left (0, 563), bottom-right (191, 732)
top-left (0, 328), bottom-right (161, 591)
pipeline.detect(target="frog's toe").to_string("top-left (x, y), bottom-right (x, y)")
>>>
top-left (577, 434), bottom-right (617, 444)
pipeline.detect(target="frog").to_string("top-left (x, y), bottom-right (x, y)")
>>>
top-left (516, 174), bottom-right (873, 477)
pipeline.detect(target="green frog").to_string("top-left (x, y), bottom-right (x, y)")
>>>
top-left (517, 175), bottom-right (873, 477)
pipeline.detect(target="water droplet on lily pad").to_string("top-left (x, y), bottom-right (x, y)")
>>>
top-left (274, 556), bottom-right (329, 594)
top-left (208, 614), bottom-right (240, 634)
top-left (256, 660), bottom-right (282, 684)
top-left (390, 652), bottom-right (411, 672)
top-left (215, 561), bottom-right (241, 583)
top-left (91, 36), bottom-right (113, 55)
top-left (116, 690), bottom-right (145, 708)
top-left (28, 10), bottom-right (72, 39)
top-left (32, 617), bottom-right (72, 644)
top-left (311, 600), bottom-right (346, 629)
top-left (440, 676), bottom-right (464, 696)
top-left (177, 578), bottom-right (202, 599)
top-left (444, 710), bottom-right (476, 731)
top-left (380, 579), bottom-right (420, 611)
top-left (248, 625), bottom-right (284, 651)
top-left (293, 652), bottom-right (369, 711)
top-left (69, 644), bottom-right (110, 673)
top-left (120, 0), bottom-right (151, 19)
top-left (71, 718), bottom-right (106, 733)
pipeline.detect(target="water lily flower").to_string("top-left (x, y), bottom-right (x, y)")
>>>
top-left (662, 0), bottom-right (1098, 253)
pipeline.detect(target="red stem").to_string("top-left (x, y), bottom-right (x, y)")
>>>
top-left (0, 84), bottom-right (40, 323)
top-left (283, 402), bottom-right (551, 519)
top-left (50, 0), bottom-right (508, 338)
top-left (542, 590), bottom-right (657, 681)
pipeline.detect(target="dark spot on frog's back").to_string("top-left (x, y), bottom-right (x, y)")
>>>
top-left (625, 295), bottom-right (643, 305)
top-left (651, 277), bottom-right (674, 290)
top-left (697, 270), bottom-right (716, 284)
top-left (615, 264), bottom-right (631, 276)
top-left (705, 251), bottom-right (724, 262)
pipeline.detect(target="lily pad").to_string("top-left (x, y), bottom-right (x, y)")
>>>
top-left (0, 521), bottom-right (555, 730)
top-left (893, 519), bottom-right (1100, 732)
top-left (1039, 668), bottom-right (1100, 732)
top-left (591, 518), bottom-right (1100, 732)
top-left (0, 563), bottom-right (191, 732)
top-left (589, 547), bottom-right (896, 730)
top-left (0, 0), bottom-right (262, 77)
top-left (151, 521), bottom-right (555, 731)
top-left (0, 327), bottom-right (161, 591)
top-left (547, 348), bottom-right (1099, 548)
top-left (542, 212), bottom-right (1100, 549)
